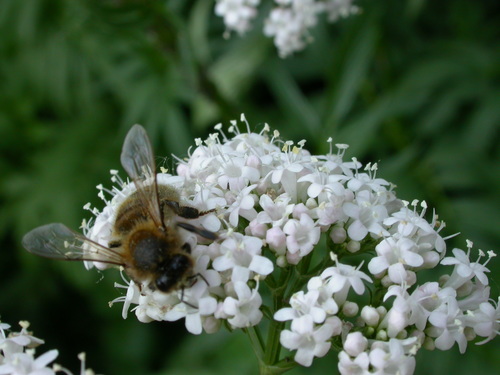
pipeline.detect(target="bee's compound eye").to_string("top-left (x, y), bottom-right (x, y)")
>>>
top-left (155, 254), bottom-right (193, 293)
top-left (155, 274), bottom-right (172, 293)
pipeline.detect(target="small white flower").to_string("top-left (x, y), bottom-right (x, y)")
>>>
top-left (321, 262), bottom-right (372, 304)
top-left (325, 0), bottom-right (360, 22)
top-left (343, 190), bottom-right (389, 241)
top-left (441, 247), bottom-right (491, 289)
top-left (274, 290), bottom-right (326, 324)
top-left (338, 350), bottom-right (370, 375)
top-left (213, 233), bottom-right (272, 280)
top-left (369, 338), bottom-right (417, 375)
top-left (404, 282), bottom-right (456, 331)
top-left (297, 170), bottom-right (346, 199)
top-left (110, 276), bottom-right (142, 319)
top-left (223, 281), bottom-right (263, 328)
top-left (256, 194), bottom-right (293, 227)
top-left (0, 321), bottom-right (94, 375)
top-left (283, 213), bottom-right (321, 257)
top-left (428, 297), bottom-right (468, 353)
top-left (469, 300), bottom-right (500, 344)
top-left (306, 276), bottom-right (339, 315)
top-left (263, 0), bottom-right (326, 58)
top-left (164, 294), bottom-right (218, 335)
top-left (217, 155), bottom-right (260, 191)
top-left (384, 204), bottom-right (434, 238)
top-left (280, 315), bottom-right (337, 367)
top-left (368, 237), bottom-right (423, 284)
top-left (0, 349), bottom-right (58, 375)
top-left (226, 184), bottom-right (258, 227)
top-left (214, 0), bottom-right (260, 35)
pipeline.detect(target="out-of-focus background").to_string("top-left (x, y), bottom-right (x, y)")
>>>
top-left (0, 0), bottom-right (498, 374)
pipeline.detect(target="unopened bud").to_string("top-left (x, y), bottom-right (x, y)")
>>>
top-left (375, 329), bottom-right (388, 341)
top-left (330, 226), bottom-right (347, 244)
top-left (266, 227), bottom-right (286, 254)
top-left (276, 255), bottom-right (287, 268)
top-left (361, 306), bottom-right (380, 327)
top-left (346, 240), bottom-right (360, 253)
top-left (343, 332), bottom-right (368, 357)
top-left (423, 337), bottom-right (435, 350)
top-left (342, 301), bottom-right (359, 317)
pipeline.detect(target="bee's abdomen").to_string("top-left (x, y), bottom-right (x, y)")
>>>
top-left (113, 195), bottom-right (149, 234)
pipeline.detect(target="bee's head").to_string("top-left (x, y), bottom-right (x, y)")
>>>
top-left (155, 253), bottom-right (193, 293)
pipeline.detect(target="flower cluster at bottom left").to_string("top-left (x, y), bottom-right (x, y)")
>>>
top-left (0, 320), bottom-right (94, 375)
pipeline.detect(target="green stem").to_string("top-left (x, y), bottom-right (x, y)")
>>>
top-left (263, 319), bottom-right (284, 366)
top-left (247, 326), bottom-right (265, 359)
top-left (259, 266), bottom-right (293, 371)
top-left (259, 361), bottom-right (296, 375)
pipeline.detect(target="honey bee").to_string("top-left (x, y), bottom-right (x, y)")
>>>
top-left (22, 125), bottom-right (217, 295)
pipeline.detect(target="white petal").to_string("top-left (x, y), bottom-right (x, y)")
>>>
top-left (310, 307), bottom-right (327, 324)
top-left (229, 209), bottom-right (240, 227)
top-left (34, 349), bottom-right (58, 368)
top-left (272, 169), bottom-right (284, 184)
top-left (280, 330), bottom-right (300, 350)
top-left (240, 195), bottom-right (255, 210)
top-left (347, 220), bottom-right (368, 241)
top-left (185, 313), bottom-right (202, 335)
top-left (212, 254), bottom-right (234, 271)
top-left (164, 308), bottom-right (187, 321)
top-left (223, 297), bottom-right (238, 316)
top-left (249, 255), bottom-right (274, 275)
top-left (349, 276), bottom-right (367, 295)
top-left (388, 263), bottom-right (407, 284)
top-left (295, 348), bottom-right (314, 367)
top-left (199, 297), bottom-right (217, 315)
top-left (234, 281), bottom-right (252, 300)
top-left (368, 257), bottom-right (389, 275)
top-left (231, 265), bottom-right (250, 283)
top-left (274, 308), bottom-right (296, 321)
top-left (404, 251), bottom-right (424, 267)
top-left (287, 163), bottom-right (303, 173)
top-left (307, 183), bottom-right (323, 198)
top-left (343, 202), bottom-right (359, 218)
top-left (434, 330), bottom-right (454, 351)
top-left (291, 315), bottom-right (314, 335)
top-left (312, 341), bottom-right (331, 358)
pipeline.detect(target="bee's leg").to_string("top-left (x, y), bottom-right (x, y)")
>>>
top-left (179, 273), bottom-right (209, 309)
top-left (179, 286), bottom-right (197, 309)
top-left (108, 240), bottom-right (122, 248)
top-left (187, 272), bottom-right (209, 287)
top-left (163, 200), bottom-right (215, 219)
top-left (177, 222), bottom-right (218, 240)
top-left (181, 242), bottom-right (192, 254)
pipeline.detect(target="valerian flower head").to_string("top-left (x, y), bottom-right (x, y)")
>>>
top-left (215, 0), bottom-right (360, 57)
top-left (80, 115), bottom-right (497, 373)
top-left (0, 320), bottom-right (94, 375)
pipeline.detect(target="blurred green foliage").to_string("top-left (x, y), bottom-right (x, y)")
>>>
top-left (0, 0), bottom-right (498, 374)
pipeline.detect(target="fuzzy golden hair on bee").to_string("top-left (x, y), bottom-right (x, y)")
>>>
top-left (22, 124), bottom-right (218, 295)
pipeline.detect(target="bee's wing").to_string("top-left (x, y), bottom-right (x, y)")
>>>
top-left (22, 223), bottom-right (124, 265)
top-left (120, 124), bottom-right (163, 229)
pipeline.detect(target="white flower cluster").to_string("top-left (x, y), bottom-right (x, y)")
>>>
top-left (215, 0), bottom-right (261, 35)
top-left (0, 320), bottom-right (92, 375)
top-left (84, 115), bottom-right (498, 373)
top-left (214, 0), bottom-right (360, 57)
